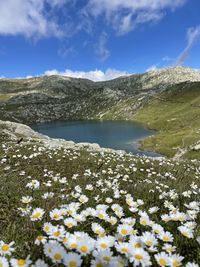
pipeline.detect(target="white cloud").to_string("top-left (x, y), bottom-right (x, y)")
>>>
top-left (0, 0), bottom-right (186, 39)
top-left (86, 0), bottom-right (186, 34)
top-left (0, 0), bottom-right (65, 38)
top-left (176, 25), bottom-right (200, 66)
top-left (146, 64), bottom-right (158, 72)
top-left (95, 32), bottom-right (110, 61)
top-left (44, 68), bottom-right (131, 81)
top-left (162, 56), bottom-right (172, 62)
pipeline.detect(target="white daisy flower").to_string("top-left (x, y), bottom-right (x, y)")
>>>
top-left (21, 196), bottom-right (33, 204)
top-left (0, 257), bottom-right (9, 267)
top-left (63, 252), bottom-right (82, 267)
top-left (50, 209), bottom-right (63, 221)
top-left (31, 259), bottom-right (48, 267)
top-left (77, 237), bottom-right (95, 255)
top-left (0, 241), bottom-right (15, 256)
top-left (130, 248), bottom-right (151, 267)
top-left (178, 226), bottom-right (194, 238)
top-left (10, 256), bottom-right (32, 267)
top-left (117, 224), bottom-right (133, 237)
top-left (155, 252), bottom-right (170, 266)
top-left (169, 254), bottom-right (184, 267)
top-left (159, 231), bottom-right (174, 242)
top-left (30, 208), bottom-right (45, 221)
top-left (96, 236), bottom-right (115, 250)
top-left (185, 262), bottom-right (199, 267)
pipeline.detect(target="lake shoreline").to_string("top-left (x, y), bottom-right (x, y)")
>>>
top-left (31, 119), bottom-right (163, 158)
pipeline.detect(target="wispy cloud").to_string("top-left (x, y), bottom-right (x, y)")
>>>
top-left (0, 0), bottom-right (187, 40)
top-left (146, 64), bottom-right (159, 72)
top-left (86, 0), bottom-right (186, 35)
top-left (95, 32), bottom-right (110, 62)
top-left (176, 25), bottom-right (200, 66)
top-left (58, 46), bottom-right (75, 58)
top-left (162, 56), bottom-right (172, 62)
top-left (44, 68), bottom-right (131, 81)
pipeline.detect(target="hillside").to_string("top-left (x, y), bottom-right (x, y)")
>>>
top-left (0, 66), bottom-right (200, 158)
top-left (0, 120), bottom-right (199, 266)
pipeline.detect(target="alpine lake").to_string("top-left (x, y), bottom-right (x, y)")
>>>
top-left (32, 120), bottom-right (162, 157)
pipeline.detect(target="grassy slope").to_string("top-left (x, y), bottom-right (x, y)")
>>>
top-left (0, 137), bottom-right (199, 265)
top-left (133, 82), bottom-right (200, 159)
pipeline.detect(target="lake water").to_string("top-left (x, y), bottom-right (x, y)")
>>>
top-left (31, 120), bottom-right (161, 157)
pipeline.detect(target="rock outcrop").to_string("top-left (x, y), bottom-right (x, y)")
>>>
top-left (0, 120), bottom-right (126, 155)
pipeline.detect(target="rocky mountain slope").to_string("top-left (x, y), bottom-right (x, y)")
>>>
top-left (0, 66), bottom-right (200, 158)
top-left (0, 66), bottom-right (200, 123)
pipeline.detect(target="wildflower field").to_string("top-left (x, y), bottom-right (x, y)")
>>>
top-left (0, 138), bottom-right (199, 267)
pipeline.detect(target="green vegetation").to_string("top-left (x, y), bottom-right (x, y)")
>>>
top-left (134, 82), bottom-right (200, 159)
top-left (0, 136), bottom-right (199, 265)
top-left (0, 94), bottom-right (13, 101)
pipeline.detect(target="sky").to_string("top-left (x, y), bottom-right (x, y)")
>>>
top-left (0, 0), bottom-right (200, 81)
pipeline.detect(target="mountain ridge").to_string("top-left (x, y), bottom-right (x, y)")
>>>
top-left (0, 66), bottom-right (200, 158)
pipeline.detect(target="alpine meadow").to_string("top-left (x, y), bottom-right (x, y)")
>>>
top-left (0, 1), bottom-right (200, 267)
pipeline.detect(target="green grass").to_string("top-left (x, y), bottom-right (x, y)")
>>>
top-left (134, 82), bottom-right (200, 158)
top-left (0, 94), bottom-right (13, 101)
top-left (0, 137), bottom-right (199, 265)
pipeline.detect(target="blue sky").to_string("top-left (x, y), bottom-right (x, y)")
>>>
top-left (0, 0), bottom-right (200, 81)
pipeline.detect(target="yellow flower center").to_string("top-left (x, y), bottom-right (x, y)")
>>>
top-left (99, 214), bottom-right (104, 219)
top-left (159, 259), bottom-right (167, 266)
top-left (173, 260), bottom-right (181, 267)
top-left (100, 243), bottom-right (107, 249)
top-left (121, 229), bottom-right (128, 235)
top-left (53, 214), bottom-right (59, 219)
top-left (182, 232), bottom-right (189, 237)
top-left (2, 244), bottom-right (9, 252)
top-left (0, 263), bottom-right (3, 267)
top-left (69, 261), bottom-right (77, 267)
top-left (70, 243), bottom-right (77, 249)
top-left (96, 263), bottom-right (104, 267)
top-left (54, 253), bottom-right (62, 261)
top-left (121, 248), bottom-right (128, 253)
top-left (103, 256), bottom-right (111, 262)
top-left (146, 241), bottom-right (153, 246)
top-left (67, 223), bottom-right (73, 228)
top-left (32, 212), bottom-right (41, 219)
top-left (80, 246), bottom-right (88, 253)
top-left (135, 243), bottom-right (142, 248)
top-left (163, 236), bottom-right (169, 242)
top-left (141, 219), bottom-right (147, 225)
top-left (135, 254), bottom-right (143, 260)
top-left (167, 247), bottom-right (172, 252)
top-left (53, 231), bottom-right (60, 237)
top-left (63, 237), bottom-right (68, 243)
top-left (44, 226), bottom-right (50, 232)
top-left (18, 259), bottom-right (26, 266)
top-left (37, 235), bottom-right (44, 241)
